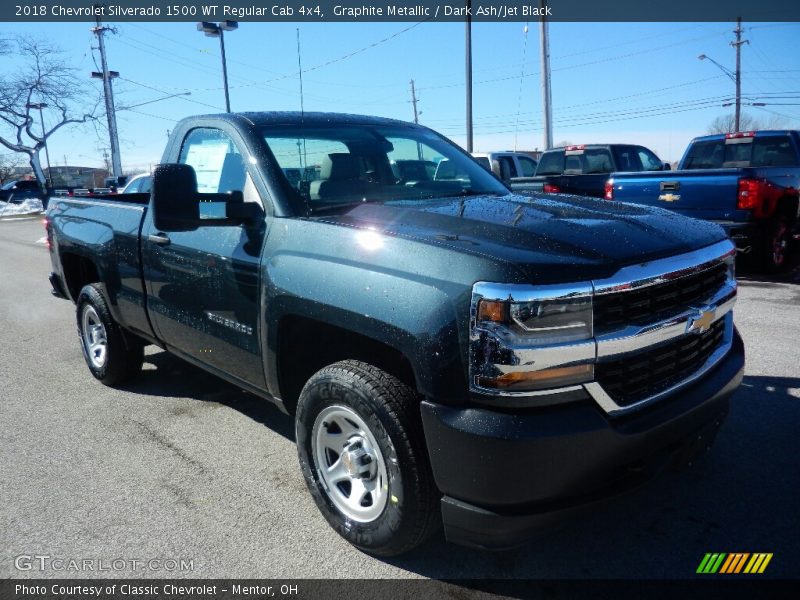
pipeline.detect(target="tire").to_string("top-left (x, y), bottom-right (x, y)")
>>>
top-left (760, 216), bottom-right (792, 272)
top-left (76, 283), bottom-right (144, 385)
top-left (295, 360), bottom-right (440, 556)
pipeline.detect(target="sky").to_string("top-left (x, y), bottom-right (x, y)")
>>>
top-left (2, 20), bottom-right (799, 173)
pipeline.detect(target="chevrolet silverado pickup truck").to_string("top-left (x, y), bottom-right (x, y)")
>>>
top-left (511, 143), bottom-right (668, 195)
top-left (606, 131), bottom-right (800, 271)
top-left (46, 112), bottom-right (744, 555)
top-left (471, 151), bottom-right (538, 181)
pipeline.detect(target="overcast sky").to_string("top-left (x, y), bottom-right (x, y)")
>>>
top-left (3, 20), bottom-right (799, 172)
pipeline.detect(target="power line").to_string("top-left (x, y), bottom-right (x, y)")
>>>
top-left (424, 76), bottom-right (729, 124)
top-left (418, 29), bottom-right (732, 91)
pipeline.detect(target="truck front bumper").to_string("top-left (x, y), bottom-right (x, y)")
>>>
top-left (420, 329), bottom-right (745, 550)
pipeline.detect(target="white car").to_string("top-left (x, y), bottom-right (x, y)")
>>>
top-left (120, 173), bottom-right (153, 194)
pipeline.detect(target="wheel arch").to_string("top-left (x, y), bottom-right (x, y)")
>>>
top-left (275, 314), bottom-right (419, 415)
top-left (60, 251), bottom-right (100, 302)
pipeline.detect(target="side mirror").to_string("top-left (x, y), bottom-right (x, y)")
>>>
top-left (151, 163), bottom-right (200, 232)
top-left (663, 162), bottom-right (672, 171)
top-left (226, 200), bottom-right (263, 224)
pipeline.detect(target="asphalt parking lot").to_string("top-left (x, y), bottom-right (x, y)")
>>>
top-left (1, 216), bottom-right (798, 580)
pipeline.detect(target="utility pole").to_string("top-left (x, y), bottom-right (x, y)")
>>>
top-left (410, 79), bottom-right (423, 159)
top-left (410, 79), bottom-right (419, 124)
top-left (92, 15), bottom-right (122, 180)
top-left (465, 0), bottom-right (473, 152)
top-left (731, 17), bottom-right (749, 133)
top-left (539, 2), bottom-right (553, 150)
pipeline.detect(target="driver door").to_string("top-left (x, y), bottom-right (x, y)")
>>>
top-left (142, 127), bottom-right (266, 389)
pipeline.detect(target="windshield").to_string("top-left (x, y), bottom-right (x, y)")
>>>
top-left (262, 124), bottom-right (508, 210)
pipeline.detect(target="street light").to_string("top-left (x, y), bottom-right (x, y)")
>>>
top-left (698, 52), bottom-right (745, 132)
top-left (197, 20), bottom-right (238, 112)
top-left (697, 54), bottom-right (735, 82)
top-left (25, 102), bottom-right (53, 189)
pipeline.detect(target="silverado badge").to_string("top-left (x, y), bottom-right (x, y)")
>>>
top-left (687, 308), bottom-right (716, 335)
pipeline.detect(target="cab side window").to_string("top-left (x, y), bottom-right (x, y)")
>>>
top-left (518, 156), bottom-right (537, 177)
top-left (179, 128), bottom-right (246, 194)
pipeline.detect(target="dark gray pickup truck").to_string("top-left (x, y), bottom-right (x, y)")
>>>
top-left (46, 112), bottom-right (744, 555)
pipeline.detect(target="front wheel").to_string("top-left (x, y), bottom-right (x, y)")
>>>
top-left (76, 284), bottom-right (144, 385)
top-left (295, 360), bottom-right (440, 556)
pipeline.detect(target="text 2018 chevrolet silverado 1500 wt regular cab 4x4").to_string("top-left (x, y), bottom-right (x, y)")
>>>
top-left (606, 131), bottom-right (800, 271)
top-left (46, 112), bottom-right (744, 555)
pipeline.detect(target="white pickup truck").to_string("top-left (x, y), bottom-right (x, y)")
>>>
top-left (471, 151), bottom-right (538, 181)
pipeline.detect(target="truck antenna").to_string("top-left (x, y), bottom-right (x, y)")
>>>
top-left (296, 28), bottom-right (307, 171)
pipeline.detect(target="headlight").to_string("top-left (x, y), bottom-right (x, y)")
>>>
top-left (478, 296), bottom-right (592, 343)
top-left (471, 283), bottom-right (595, 393)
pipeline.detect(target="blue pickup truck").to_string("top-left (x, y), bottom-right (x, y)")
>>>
top-left (605, 131), bottom-right (800, 271)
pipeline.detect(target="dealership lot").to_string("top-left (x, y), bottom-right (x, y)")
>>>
top-left (0, 217), bottom-right (798, 579)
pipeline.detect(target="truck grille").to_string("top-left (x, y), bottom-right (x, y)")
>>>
top-left (595, 318), bottom-right (726, 407)
top-left (594, 262), bottom-right (728, 334)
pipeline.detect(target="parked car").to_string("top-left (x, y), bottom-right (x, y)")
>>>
top-left (120, 173), bottom-right (153, 194)
top-left (0, 179), bottom-right (42, 204)
top-left (513, 143), bottom-right (668, 195)
top-left (46, 111), bottom-right (743, 555)
top-left (606, 130), bottom-right (800, 271)
top-left (471, 151), bottom-right (538, 181)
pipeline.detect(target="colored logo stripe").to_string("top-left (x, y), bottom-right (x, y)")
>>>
top-left (744, 553), bottom-right (773, 574)
top-left (697, 552), bottom-right (773, 574)
top-left (720, 553), bottom-right (749, 573)
top-left (697, 553), bottom-right (727, 573)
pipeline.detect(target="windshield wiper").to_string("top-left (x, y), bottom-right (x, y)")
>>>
top-left (420, 190), bottom-right (507, 200)
top-left (307, 199), bottom-right (381, 214)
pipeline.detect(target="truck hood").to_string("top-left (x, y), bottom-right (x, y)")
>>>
top-left (312, 193), bottom-right (728, 283)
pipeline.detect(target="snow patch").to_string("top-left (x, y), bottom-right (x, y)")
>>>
top-left (0, 198), bottom-right (44, 217)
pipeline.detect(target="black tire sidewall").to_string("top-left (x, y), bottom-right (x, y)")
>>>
top-left (296, 372), bottom-right (414, 554)
top-left (76, 284), bottom-right (142, 384)
top-left (762, 217), bottom-right (791, 271)
top-left (77, 286), bottom-right (113, 381)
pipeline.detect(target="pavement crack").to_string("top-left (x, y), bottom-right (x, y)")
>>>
top-left (125, 417), bottom-right (206, 474)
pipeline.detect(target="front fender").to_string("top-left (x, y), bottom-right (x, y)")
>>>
top-left (262, 251), bottom-right (468, 401)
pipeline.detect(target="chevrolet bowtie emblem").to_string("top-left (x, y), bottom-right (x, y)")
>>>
top-left (659, 193), bottom-right (681, 202)
top-left (687, 308), bottom-right (716, 334)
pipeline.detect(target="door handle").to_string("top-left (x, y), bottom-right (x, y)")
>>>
top-left (148, 233), bottom-right (171, 246)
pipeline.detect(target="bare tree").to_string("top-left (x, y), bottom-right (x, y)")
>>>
top-left (707, 112), bottom-right (761, 134)
top-left (0, 152), bottom-right (24, 185)
top-left (0, 37), bottom-right (98, 191)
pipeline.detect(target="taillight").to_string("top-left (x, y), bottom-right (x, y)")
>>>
top-left (737, 177), bottom-right (782, 216)
top-left (737, 178), bottom-right (763, 210)
top-left (42, 217), bottom-right (51, 250)
top-left (604, 180), bottom-right (614, 200)
top-left (543, 183), bottom-right (561, 193)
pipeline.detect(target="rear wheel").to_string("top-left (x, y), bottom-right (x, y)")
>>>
top-left (295, 360), bottom-right (440, 556)
top-left (76, 284), bottom-right (144, 385)
top-left (760, 216), bottom-right (791, 272)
